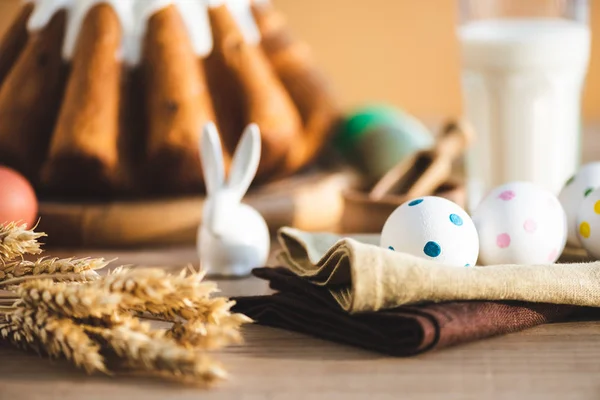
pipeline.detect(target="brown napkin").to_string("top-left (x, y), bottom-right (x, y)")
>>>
top-left (233, 267), bottom-right (583, 356)
top-left (275, 228), bottom-right (600, 313)
top-left (233, 228), bottom-right (600, 355)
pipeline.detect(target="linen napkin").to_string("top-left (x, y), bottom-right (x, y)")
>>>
top-left (274, 228), bottom-right (600, 313)
top-left (233, 267), bottom-right (582, 356)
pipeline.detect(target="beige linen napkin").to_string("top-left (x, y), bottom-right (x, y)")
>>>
top-left (276, 227), bottom-right (600, 313)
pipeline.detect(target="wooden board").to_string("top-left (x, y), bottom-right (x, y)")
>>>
top-left (37, 168), bottom-right (358, 248)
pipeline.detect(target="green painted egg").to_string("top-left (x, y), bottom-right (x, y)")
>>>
top-left (334, 104), bottom-right (434, 179)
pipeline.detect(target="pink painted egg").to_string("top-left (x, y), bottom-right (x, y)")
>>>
top-left (471, 181), bottom-right (567, 265)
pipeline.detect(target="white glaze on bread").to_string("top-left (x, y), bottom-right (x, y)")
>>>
top-left (23, 0), bottom-right (267, 65)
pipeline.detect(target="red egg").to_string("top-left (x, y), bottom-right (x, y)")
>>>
top-left (0, 166), bottom-right (38, 227)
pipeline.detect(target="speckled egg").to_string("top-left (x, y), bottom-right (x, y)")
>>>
top-left (558, 162), bottom-right (600, 248)
top-left (380, 196), bottom-right (479, 267)
top-left (575, 187), bottom-right (600, 260)
top-left (472, 182), bottom-right (567, 265)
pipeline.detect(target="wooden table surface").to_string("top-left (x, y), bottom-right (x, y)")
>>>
top-left (2, 256), bottom-right (600, 400)
top-left (2, 124), bottom-right (600, 399)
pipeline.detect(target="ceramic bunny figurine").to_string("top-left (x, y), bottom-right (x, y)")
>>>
top-left (197, 122), bottom-right (270, 277)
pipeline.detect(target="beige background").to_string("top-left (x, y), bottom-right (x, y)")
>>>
top-left (0, 0), bottom-right (598, 121)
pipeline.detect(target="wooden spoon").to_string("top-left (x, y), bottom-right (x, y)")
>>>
top-left (369, 119), bottom-right (474, 200)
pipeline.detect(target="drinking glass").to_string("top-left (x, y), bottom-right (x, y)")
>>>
top-left (458, 0), bottom-right (591, 211)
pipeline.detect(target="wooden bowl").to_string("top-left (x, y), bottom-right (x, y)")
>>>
top-left (559, 245), bottom-right (594, 263)
top-left (340, 179), bottom-right (466, 234)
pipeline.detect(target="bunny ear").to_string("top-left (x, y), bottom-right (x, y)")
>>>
top-left (200, 122), bottom-right (226, 195)
top-left (227, 123), bottom-right (261, 200)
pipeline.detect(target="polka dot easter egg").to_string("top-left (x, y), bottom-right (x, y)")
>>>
top-left (558, 162), bottom-right (600, 247)
top-left (472, 182), bottom-right (567, 265)
top-left (380, 196), bottom-right (479, 267)
top-left (576, 187), bottom-right (600, 259)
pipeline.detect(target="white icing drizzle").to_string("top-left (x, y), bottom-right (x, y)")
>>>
top-left (23, 0), bottom-right (264, 66)
top-left (127, 0), bottom-right (175, 65)
top-left (226, 0), bottom-right (261, 46)
top-left (173, 0), bottom-right (212, 61)
top-left (27, 0), bottom-right (72, 31)
top-left (62, 0), bottom-right (134, 61)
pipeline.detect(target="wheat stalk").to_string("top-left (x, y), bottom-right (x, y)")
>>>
top-left (0, 273), bottom-right (102, 288)
top-left (167, 313), bottom-right (251, 350)
top-left (102, 267), bottom-right (218, 304)
top-left (0, 257), bottom-right (107, 281)
top-left (131, 295), bottom-right (240, 325)
top-left (0, 222), bottom-right (45, 262)
top-left (100, 268), bottom-right (250, 325)
top-left (17, 279), bottom-right (122, 319)
top-left (0, 307), bottom-right (106, 374)
top-left (75, 312), bottom-right (166, 339)
top-left (84, 323), bottom-right (227, 384)
top-left (76, 312), bottom-right (230, 383)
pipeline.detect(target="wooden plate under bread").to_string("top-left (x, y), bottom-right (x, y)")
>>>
top-left (37, 168), bottom-right (358, 248)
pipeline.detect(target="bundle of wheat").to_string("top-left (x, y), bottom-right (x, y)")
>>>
top-left (0, 222), bottom-right (251, 386)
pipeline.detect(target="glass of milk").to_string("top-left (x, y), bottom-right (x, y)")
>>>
top-left (458, 0), bottom-right (591, 211)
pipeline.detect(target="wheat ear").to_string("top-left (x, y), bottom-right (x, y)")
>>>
top-left (0, 257), bottom-right (107, 281)
top-left (0, 308), bottom-right (106, 374)
top-left (167, 313), bottom-right (251, 350)
top-left (17, 279), bottom-right (122, 319)
top-left (0, 222), bottom-right (45, 262)
top-left (101, 267), bottom-right (218, 304)
top-left (100, 268), bottom-right (249, 325)
top-left (84, 323), bottom-right (227, 384)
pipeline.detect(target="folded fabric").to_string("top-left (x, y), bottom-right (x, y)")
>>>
top-left (275, 228), bottom-right (600, 313)
top-left (233, 267), bottom-right (583, 356)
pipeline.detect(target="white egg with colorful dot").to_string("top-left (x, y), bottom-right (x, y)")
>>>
top-left (380, 196), bottom-right (479, 267)
top-left (576, 187), bottom-right (600, 260)
top-left (558, 162), bottom-right (600, 247)
top-left (472, 181), bottom-right (567, 265)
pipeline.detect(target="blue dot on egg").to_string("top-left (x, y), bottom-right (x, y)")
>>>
top-left (449, 214), bottom-right (463, 226)
top-left (465, 263), bottom-right (471, 267)
top-left (408, 199), bottom-right (423, 206)
top-left (423, 241), bottom-right (441, 258)
top-left (388, 246), bottom-right (395, 251)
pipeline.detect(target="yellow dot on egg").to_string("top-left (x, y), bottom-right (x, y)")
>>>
top-left (595, 201), bottom-right (600, 215)
top-left (580, 222), bottom-right (591, 239)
